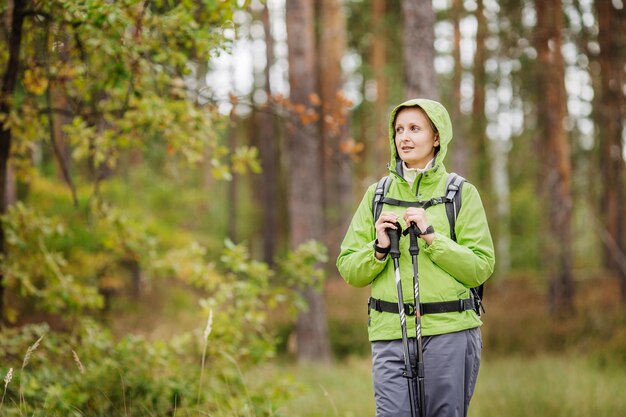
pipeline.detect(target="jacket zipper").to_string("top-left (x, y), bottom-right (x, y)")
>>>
top-left (414, 174), bottom-right (423, 198)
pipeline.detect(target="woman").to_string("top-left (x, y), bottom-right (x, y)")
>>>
top-left (336, 98), bottom-right (495, 417)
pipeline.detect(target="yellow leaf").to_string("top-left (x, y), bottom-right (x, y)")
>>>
top-left (23, 68), bottom-right (48, 96)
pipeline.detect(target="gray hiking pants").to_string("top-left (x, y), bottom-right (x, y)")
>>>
top-left (371, 327), bottom-right (481, 417)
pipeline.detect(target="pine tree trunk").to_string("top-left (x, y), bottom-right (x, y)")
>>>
top-left (471, 0), bottom-right (489, 193)
top-left (319, 0), bottom-right (350, 270)
top-left (534, 0), bottom-right (574, 313)
top-left (596, 1), bottom-right (626, 301)
top-left (286, 0), bottom-right (331, 362)
top-left (372, 0), bottom-right (389, 170)
top-left (259, 3), bottom-right (279, 265)
top-left (450, 0), bottom-right (469, 175)
top-left (402, 0), bottom-right (438, 99)
top-left (0, 0), bottom-right (26, 324)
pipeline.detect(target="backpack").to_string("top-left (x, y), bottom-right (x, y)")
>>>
top-left (371, 172), bottom-right (485, 315)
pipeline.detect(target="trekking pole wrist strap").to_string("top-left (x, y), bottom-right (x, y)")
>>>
top-left (373, 240), bottom-right (390, 254)
top-left (418, 225), bottom-right (435, 236)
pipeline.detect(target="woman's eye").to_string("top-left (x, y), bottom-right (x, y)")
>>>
top-left (411, 126), bottom-right (419, 132)
top-left (396, 127), bottom-right (403, 134)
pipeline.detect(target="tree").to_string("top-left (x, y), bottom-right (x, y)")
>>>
top-left (596, 0), bottom-right (626, 301)
top-left (0, 0), bottom-right (255, 323)
top-left (449, 0), bottom-right (470, 176)
top-left (372, 0), bottom-right (389, 170)
top-left (319, 0), bottom-right (352, 268)
top-left (285, 0), bottom-right (331, 362)
top-left (257, 3), bottom-right (280, 265)
top-left (0, 0), bottom-right (26, 324)
top-left (471, 0), bottom-right (490, 194)
top-left (533, 0), bottom-right (574, 313)
top-left (402, 0), bottom-right (438, 99)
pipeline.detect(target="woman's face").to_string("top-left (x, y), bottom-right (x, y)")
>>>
top-left (394, 107), bottom-right (439, 169)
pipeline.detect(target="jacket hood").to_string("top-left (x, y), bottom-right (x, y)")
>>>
top-left (388, 98), bottom-right (453, 176)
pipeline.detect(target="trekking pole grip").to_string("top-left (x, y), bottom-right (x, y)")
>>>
top-left (408, 222), bottom-right (420, 256)
top-left (386, 222), bottom-right (402, 259)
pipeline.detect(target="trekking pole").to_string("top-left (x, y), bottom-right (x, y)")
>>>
top-left (407, 223), bottom-right (426, 417)
top-left (387, 222), bottom-right (418, 417)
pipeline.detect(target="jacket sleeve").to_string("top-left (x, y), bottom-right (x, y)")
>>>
top-left (423, 182), bottom-right (495, 288)
top-left (336, 185), bottom-right (390, 288)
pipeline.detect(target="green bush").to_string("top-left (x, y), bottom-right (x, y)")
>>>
top-left (0, 237), bottom-right (328, 416)
top-left (0, 320), bottom-right (289, 416)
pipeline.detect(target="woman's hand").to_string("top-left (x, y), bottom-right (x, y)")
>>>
top-left (374, 211), bottom-right (399, 258)
top-left (403, 207), bottom-right (435, 245)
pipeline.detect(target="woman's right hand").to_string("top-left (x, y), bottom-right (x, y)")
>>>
top-left (374, 211), bottom-right (400, 252)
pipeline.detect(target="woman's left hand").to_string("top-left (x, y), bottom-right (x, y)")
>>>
top-left (403, 207), bottom-right (435, 243)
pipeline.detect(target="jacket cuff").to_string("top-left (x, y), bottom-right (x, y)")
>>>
top-left (423, 233), bottom-right (445, 258)
top-left (371, 240), bottom-right (390, 263)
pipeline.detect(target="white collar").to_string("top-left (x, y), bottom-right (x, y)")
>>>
top-left (402, 159), bottom-right (435, 186)
top-left (403, 158), bottom-right (435, 173)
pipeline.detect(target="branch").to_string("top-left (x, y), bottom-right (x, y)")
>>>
top-left (42, 16), bottom-right (79, 207)
top-left (121, 1), bottom-right (149, 115)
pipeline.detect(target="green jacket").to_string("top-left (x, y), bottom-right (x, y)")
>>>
top-left (336, 98), bottom-right (495, 341)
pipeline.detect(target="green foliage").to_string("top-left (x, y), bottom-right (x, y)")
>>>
top-left (278, 240), bottom-right (328, 291)
top-left (0, 236), bottom-right (329, 415)
top-left (0, 319), bottom-right (291, 416)
top-left (0, 203), bottom-right (103, 322)
top-left (3, 0), bottom-right (258, 188)
top-left (276, 240), bottom-right (329, 314)
top-left (0, 0), bottom-right (265, 326)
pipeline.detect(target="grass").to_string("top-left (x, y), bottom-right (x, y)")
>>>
top-left (472, 355), bottom-right (626, 417)
top-left (266, 354), bottom-right (626, 417)
top-left (249, 357), bottom-right (375, 417)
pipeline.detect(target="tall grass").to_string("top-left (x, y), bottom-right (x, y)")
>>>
top-left (0, 368), bottom-right (13, 411)
top-left (472, 355), bottom-right (626, 417)
top-left (272, 355), bottom-right (626, 417)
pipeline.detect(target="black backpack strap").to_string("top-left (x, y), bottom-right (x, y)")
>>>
top-left (380, 196), bottom-right (446, 210)
top-left (444, 173), bottom-right (465, 241)
top-left (372, 176), bottom-right (392, 222)
top-left (444, 173), bottom-right (485, 315)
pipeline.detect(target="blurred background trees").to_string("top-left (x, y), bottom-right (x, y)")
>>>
top-left (0, 0), bottom-right (625, 414)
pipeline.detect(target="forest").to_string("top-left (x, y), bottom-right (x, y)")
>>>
top-left (0, 0), bottom-right (625, 416)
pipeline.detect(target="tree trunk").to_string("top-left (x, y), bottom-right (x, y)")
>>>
top-left (228, 101), bottom-right (238, 243)
top-left (596, 1), bottom-right (626, 301)
top-left (402, 0), bottom-right (438, 100)
top-left (450, 0), bottom-right (469, 175)
top-left (471, 0), bottom-right (490, 193)
top-left (0, 0), bottom-right (26, 324)
top-left (47, 31), bottom-right (78, 205)
top-left (286, 0), bottom-right (331, 362)
top-left (258, 4), bottom-right (279, 265)
top-left (319, 0), bottom-right (351, 270)
top-left (372, 0), bottom-right (389, 170)
top-left (533, 0), bottom-right (574, 314)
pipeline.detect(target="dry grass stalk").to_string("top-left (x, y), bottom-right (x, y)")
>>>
top-left (21, 334), bottom-right (45, 370)
top-left (203, 309), bottom-right (214, 341)
top-left (3, 368), bottom-right (12, 389)
top-left (20, 333), bottom-right (45, 413)
top-left (72, 350), bottom-right (85, 374)
top-left (0, 367), bottom-right (13, 411)
top-left (197, 308), bottom-right (214, 408)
